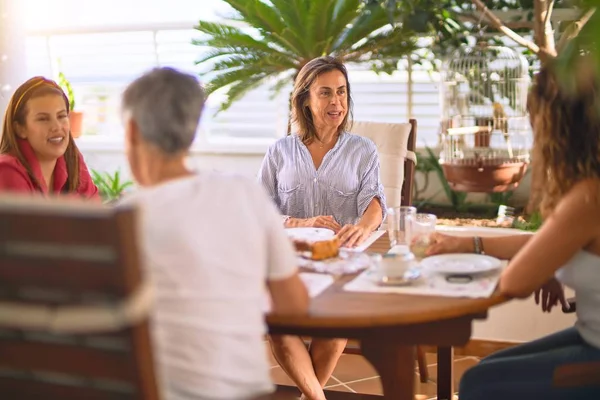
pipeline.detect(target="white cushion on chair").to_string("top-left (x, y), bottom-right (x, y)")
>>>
top-left (350, 121), bottom-right (414, 208)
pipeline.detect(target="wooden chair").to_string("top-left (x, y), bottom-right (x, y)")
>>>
top-left (551, 298), bottom-right (600, 388)
top-left (346, 119), bottom-right (429, 382)
top-left (0, 196), bottom-right (160, 400)
top-left (350, 119), bottom-right (418, 209)
top-left (0, 196), bottom-right (305, 400)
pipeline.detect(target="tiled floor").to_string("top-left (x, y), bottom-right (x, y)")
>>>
top-left (268, 348), bottom-right (480, 399)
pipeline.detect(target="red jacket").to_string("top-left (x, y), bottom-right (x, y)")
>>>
top-left (0, 139), bottom-right (99, 199)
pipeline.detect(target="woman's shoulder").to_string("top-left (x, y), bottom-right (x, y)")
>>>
top-left (266, 135), bottom-right (299, 158)
top-left (271, 135), bottom-right (298, 148)
top-left (341, 133), bottom-right (378, 153)
top-left (0, 153), bottom-right (26, 173)
top-left (557, 178), bottom-right (600, 217)
top-left (568, 178), bottom-right (600, 202)
top-left (0, 153), bottom-right (34, 190)
top-left (0, 152), bottom-right (20, 165)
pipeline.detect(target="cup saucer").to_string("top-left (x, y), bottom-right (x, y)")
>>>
top-left (375, 269), bottom-right (421, 287)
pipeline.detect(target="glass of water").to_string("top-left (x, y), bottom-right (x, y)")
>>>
top-left (386, 206), bottom-right (417, 247)
top-left (405, 213), bottom-right (437, 259)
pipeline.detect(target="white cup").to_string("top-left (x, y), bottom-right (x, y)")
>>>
top-left (378, 252), bottom-right (416, 280)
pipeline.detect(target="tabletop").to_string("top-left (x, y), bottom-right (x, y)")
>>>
top-left (267, 233), bottom-right (508, 329)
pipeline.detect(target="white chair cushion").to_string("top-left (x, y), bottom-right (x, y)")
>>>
top-left (350, 121), bottom-right (414, 208)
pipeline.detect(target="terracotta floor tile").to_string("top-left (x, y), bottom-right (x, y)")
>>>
top-left (270, 366), bottom-right (337, 387)
top-left (265, 343), bottom-right (278, 368)
top-left (345, 377), bottom-right (382, 396)
top-left (324, 383), bottom-right (354, 392)
top-left (270, 367), bottom-right (296, 387)
top-left (345, 374), bottom-right (437, 397)
top-left (332, 354), bottom-right (378, 383)
top-left (428, 356), bottom-right (479, 386)
top-left (412, 377), bottom-right (439, 398)
top-left (424, 353), bottom-right (438, 366)
top-left (423, 352), bottom-right (480, 367)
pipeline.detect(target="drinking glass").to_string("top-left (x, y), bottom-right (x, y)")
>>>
top-left (405, 213), bottom-right (437, 259)
top-left (386, 206), bottom-right (417, 247)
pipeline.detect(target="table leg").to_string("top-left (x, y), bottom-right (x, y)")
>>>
top-left (360, 338), bottom-right (415, 400)
top-left (437, 346), bottom-right (454, 400)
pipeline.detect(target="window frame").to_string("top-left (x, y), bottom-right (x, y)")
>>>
top-left (26, 22), bottom-right (446, 154)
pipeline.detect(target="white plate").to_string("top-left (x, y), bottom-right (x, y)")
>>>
top-left (285, 227), bottom-right (335, 242)
top-left (420, 253), bottom-right (502, 275)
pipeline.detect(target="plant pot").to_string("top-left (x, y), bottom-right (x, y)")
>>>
top-left (441, 161), bottom-right (528, 192)
top-left (69, 111), bottom-right (84, 138)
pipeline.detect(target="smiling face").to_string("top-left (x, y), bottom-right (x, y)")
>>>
top-left (16, 94), bottom-right (71, 162)
top-left (307, 69), bottom-right (348, 133)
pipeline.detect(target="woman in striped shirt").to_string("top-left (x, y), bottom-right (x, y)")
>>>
top-left (258, 56), bottom-right (386, 400)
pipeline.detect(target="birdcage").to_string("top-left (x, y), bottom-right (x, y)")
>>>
top-left (439, 43), bottom-right (531, 192)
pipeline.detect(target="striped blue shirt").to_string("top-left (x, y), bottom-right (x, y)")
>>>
top-left (258, 133), bottom-right (386, 226)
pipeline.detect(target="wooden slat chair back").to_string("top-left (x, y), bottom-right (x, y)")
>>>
top-left (0, 196), bottom-right (159, 400)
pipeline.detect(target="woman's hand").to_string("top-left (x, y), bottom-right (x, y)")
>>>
top-left (336, 224), bottom-right (370, 248)
top-left (425, 233), bottom-right (474, 256)
top-left (289, 215), bottom-right (341, 232)
top-left (534, 278), bottom-right (568, 313)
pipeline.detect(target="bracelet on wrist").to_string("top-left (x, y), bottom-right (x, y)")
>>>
top-left (473, 236), bottom-right (485, 255)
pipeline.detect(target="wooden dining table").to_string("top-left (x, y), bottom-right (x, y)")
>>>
top-left (267, 233), bottom-right (509, 400)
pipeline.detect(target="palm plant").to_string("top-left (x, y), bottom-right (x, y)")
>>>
top-left (193, 0), bottom-right (419, 113)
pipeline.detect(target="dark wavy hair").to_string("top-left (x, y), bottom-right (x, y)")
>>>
top-left (291, 56), bottom-right (353, 144)
top-left (528, 59), bottom-right (600, 217)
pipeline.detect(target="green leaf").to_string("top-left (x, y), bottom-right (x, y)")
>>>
top-left (331, 3), bottom-right (388, 53)
top-left (225, 0), bottom-right (306, 55)
top-left (91, 169), bottom-right (134, 203)
top-left (58, 71), bottom-right (76, 111)
top-left (193, 0), bottom-right (465, 115)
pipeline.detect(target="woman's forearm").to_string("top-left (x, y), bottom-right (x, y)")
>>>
top-left (357, 198), bottom-right (383, 231)
top-left (481, 234), bottom-right (534, 259)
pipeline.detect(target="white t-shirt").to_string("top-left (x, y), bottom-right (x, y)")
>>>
top-left (120, 172), bottom-right (298, 400)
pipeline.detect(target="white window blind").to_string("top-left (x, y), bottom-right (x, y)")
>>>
top-left (23, 0), bottom-right (443, 146)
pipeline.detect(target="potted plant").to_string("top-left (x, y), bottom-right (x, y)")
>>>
top-left (58, 71), bottom-right (84, 138)
top-left (91, 169), bottom-right (134, 203)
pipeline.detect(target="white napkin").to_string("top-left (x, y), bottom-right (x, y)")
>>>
top-left (299, 272), bottom-right (335, 297)
top-left (343, 230), bottom-right (386, 253)
top-left (263, 273), bottom-right (334, 312)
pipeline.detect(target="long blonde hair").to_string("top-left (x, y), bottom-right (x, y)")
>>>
top-left (0, 76), bottom-right (82, 192)
top-left (528, 61), bottom-right (600, 217)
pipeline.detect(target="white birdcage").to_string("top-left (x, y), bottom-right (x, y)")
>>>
top-left (439, 43), bottom-right (531, 192)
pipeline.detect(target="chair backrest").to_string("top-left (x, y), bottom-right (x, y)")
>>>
top-left (350, 119), bottom-right (417, 207)
top-left (0, 196), bottom-right (159, 400)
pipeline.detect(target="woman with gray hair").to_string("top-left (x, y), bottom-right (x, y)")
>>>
top-left (119, 67), bottom-right (309, 400)
top-left (258, 56), bottom-right (386, 400)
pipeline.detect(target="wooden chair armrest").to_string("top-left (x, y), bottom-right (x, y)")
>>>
top-left (553, 361), bottom-right (600, 387)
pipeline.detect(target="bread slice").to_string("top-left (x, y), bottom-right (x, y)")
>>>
top-left (293, 237), bottom-right (340, 260)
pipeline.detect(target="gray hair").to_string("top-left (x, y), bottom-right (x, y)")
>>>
top-left (122, 67), bottom-right (205, 154)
